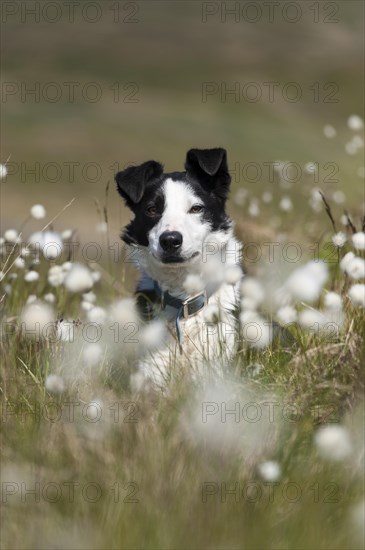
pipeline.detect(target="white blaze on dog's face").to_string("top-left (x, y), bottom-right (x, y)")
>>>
top-left (147, 178), bottom-right (212, 263)
top-left (115, 148), bottom-right (233, 272)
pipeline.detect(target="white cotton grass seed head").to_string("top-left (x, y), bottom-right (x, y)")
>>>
top-left (279, 196), bottom-right (293, 212)
top-left (203, 303), bottom-right (221, 324)
top-left (345, 257), bottom-right (365, 280)
top-left (345, 142), bottom-right (358, 156)
top-left (340, 251), bottom-right (355, 272)
top-left (44, 292), bottom-right (55, 304)
top-left (82, 343), bottom-right (103, 367)
top-left (81, 300), bottom-right (94, 312)
top-left (240, 311), bottom-right (272, 349)
top-left (45, 374), bottom-right (65, 395)
top-left (323, 124), bottom-right (336, 138)
top-left (91, 271), bottom-right (101, 283)
top-left (332, 232), bottom-right (346, 248)
top-left (4, 229), bottom-right (19, 243)
top-left (56, 320), bottom-right (75, 343)
top-left (258, 461), bottom-right (281, 482)
top-left (348, 115), bottom-right (364, 131)
top-left (24, 270), bottom-right (39, 283)
top-left (140, 320), bottom-right (166, 350)
top-left (248, 200), bottom-right (260, 217)
top-left (64, 263), bottom-right (94, 293)
top-left (110, 298), bottom-right (139, 326)
top-left (285, 261), bottom-right (328, 304)
top-left (87, 306), bottom-right (107, 324)
top-left (0, 164), bottom-right (8, 179)
top-left (30, 204), bottom-right (46, 220)
top-left (26, 295), bottom-right (37, 305)
top-left (276, 305), bottom-right (297, 325)
top-left (262, 191), bottom-right (273, 203)
top-left (314, 424), bottom-right (352, 461)
top-left (224, 265), bottom-right (242, 285)
top-left (61, 229), bottom-right (73, 240)
top-left (183, 274), bottom-right (205, 295)
top-left (348, 284), bottom-right (365, 307)
top-left (29, 231), bottom-right (63, 260)
top-left (20, 301), bottom-right (54, 339)
top-left (48, 265), bottom-right (65, 287)
top-left (14, 257), bottom-right (25, 269)
top-left (332, 190), bottom-right (346, 204)
top-left (324, 292), bottom-right (342, 310)
top-left (82, 291), bottom-right (96, 303)
top-left (240, 278), bottom-right (265, 309)
top-left (298, 308), bottom-right (327, 332)
top-left (352, 232), bottom-right (365, 251)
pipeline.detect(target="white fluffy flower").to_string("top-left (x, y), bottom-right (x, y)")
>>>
top-left (44, 292), bottom-right (55, 304)
top-left (298, 308), bottom-right (327, 331)
top-left (348, 115), bottom-right (364, 130)
top-left (0, 164), bottom-right (8, 179)
top-left (240, 311), bottom-right (272, 349)
top-left (87, 306), bottom-right (107, 324)
top-left (276, 305), bottom-right (297, 325)
top-left (48, 265), bottom-right (65, 287)
top-left (279, 196), bottom-right (293, 212)
top-left (348, 284), bottom-right (365, 307)
top-left (203, 303), bottom-right (221, 324)
top-left (324, 292), bottom-right (342, 310)
top-left (20, 301), bottom-right (54, 339)
top-left (62, 261), bottom-right (73, 272)
top-left (81, 300), bottom-right (94, 312)
top-left (82, 343), bottom-right (103, 366)
top-left (248, 200), bottom-right (260, 217)
top-left (24, 270), bottom-right (39, 282)
top-left (4, 229), bottom-right (19, 243)
top-left (352, 232), bottom-right (365, 251)
top-left (56, 320), bottom-right (75, 343)
top-left (323, 124), bottom-right (336, 138)
top-left (345, 256), bottom-right (365, 280)
top-left (258, 461), bottom-right (281, 482)
top-left (45, 374), bottom-right (65, 395)
top-left (61, 229), bottom-right (73, 240)
top-left (64, 263), bottom-right (94, 292)
top-left (29, 230), bottom-right (63, 260)
top-left (314, 425), bottom-right (352, 461)
top-left (183, 274), bottom-right (204, 295)
top-left (110, 298), bottom-right (139, 326)
top-left (224, 265), bottom-right (242, 285)
top-left (286, 261), bottom-right (328, 303)
top-left (340, 251), bottom-right (355, 272)
top-left (332, 190), bottom-right (345, 204)
top-left (82, 291), bottom-right (96, 303)
top-left (332, 232), bottom-right (346, 248)
top-left (30, 204), bottom-right (46, 220)
top-left (26, 295), bottom-right (37, 305)
top-left (240, 278), bottom-right (265, 310)
top-left (91, 271), bottom-right (101, 283)
top-left (262, 191), bottom-right (273, 203)
top-left (140, 320), bottom-right (166, 350)
top-left (14, 257), bottom-right (25, 269)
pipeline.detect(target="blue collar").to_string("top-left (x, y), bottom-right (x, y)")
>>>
top-left (153, 281), bottom-right (208, 353)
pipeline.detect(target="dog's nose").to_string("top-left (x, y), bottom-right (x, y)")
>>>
top-left (159, 231), bottom-right (183, 252)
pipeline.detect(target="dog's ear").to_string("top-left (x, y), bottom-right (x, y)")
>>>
top-left (185, 148), bottom-right (231, 202)
top-left (115, 161), bottom-right (163, 208)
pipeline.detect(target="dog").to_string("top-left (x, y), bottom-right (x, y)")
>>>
top-left (115, 148), bottom-right (242, 387)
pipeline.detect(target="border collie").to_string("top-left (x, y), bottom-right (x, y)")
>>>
top-left (116, 148), bottom-right (242, 387)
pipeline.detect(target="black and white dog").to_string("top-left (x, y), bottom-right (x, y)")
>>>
top-left (116, 148), bottom-right (242, 386)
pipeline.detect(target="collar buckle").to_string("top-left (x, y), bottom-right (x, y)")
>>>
top-left (181, 290), bottom-right (208, 319)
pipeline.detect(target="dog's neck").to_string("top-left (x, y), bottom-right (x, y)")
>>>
top-left (132, 232), bottom-right (241, 300)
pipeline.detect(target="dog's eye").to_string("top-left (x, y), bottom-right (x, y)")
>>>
top-left (146, 206), bottom-right (158, 217)
top-left (189, 205), bottom-right (203, 214)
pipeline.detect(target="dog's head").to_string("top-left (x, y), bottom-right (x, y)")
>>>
top-left (115, 148), bottom-right (232, 267)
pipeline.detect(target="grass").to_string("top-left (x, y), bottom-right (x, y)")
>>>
top-left (1, 184), bottom-right (364, 550)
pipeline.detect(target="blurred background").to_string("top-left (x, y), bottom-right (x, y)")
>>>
top-left (2, 0), bottom-right (364, 250)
